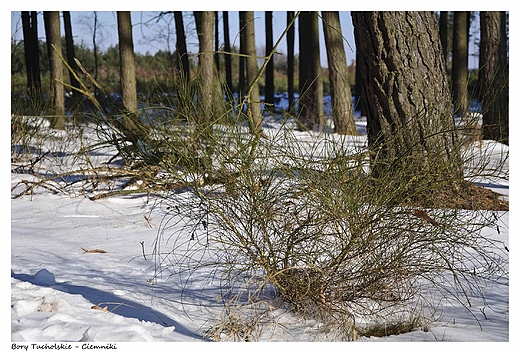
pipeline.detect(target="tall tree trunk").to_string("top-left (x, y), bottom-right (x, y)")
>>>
top-left (452, 11), bottom-right (469, 115)
top-left (117, 11), bottom-right (137, 115)
top-left (223, 11), bottom-right (233, 93)
top-left (238, 12), bottom-right (247, 100)
top-left (479, 11), bottom-right (508, 144)
top-left (194, 11), bottom-right (215, 126)
top-left (352, 11), bottom-right (460, 178)
top-left (265, 11), bottom-right (274, 112)
top-left (21, 11), bottom-right (41, 99)
top-left (174, 11), bottom-right (190, 82)
top-left (243, 11), bottom-right (263, 134)
top-left (322, 11), bottom-right (357, 135)
top-left (63, 11), bottom-right (80, 102)
top-left (298, 11), bottom-right (323, 131)
top-left (287, 11), bottom-right (295, 112)
top-left (43, 11), bottom-right (65, 128)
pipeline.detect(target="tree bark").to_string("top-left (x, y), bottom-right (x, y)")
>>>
top-left (117, 11), bottom-right (138, 115)
top-left (298, 11), bottom-right (324, 131)
top-left (322, 11), bottom-right (357, 135)
top-left (43, 11), bottom-right (65, 127)
top-left (238, 12), bottom-right (247, 100)
top-left (63, 11), bottom-right (80, 101)
top-left (174, 11), bottom-right (190, 82)
top-left (194, 11), bottom-right (215, 126)
top-left (243, 11), bottom-right (263, 134)
top-left (452, 11), bottom-right (469, 115)
top-left (479, 11), bottom-right (508, 144)
top-left (265, 11), bottom-right (274, 111)
top-left (439, 11), bottom-right (449, 71)
top-left (223, 11), bottom-right (233, 93)
top-left (21, 11), bottom-right (41, 99)
top-left (214, 11), bottom-right (220, 73)
top-left (352, 11), bottom-right (459, 177)
top-left (287, 11), bottom-right (295, 112)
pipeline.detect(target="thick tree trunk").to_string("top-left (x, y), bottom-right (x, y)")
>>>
top-left (322, 11), bottom-right (357, 135)
top-left (243, 11), bottom-right (263, 134)
top-left (43, 11), bottom-right (65, 127)
top-left (265, 11), bottom-right (274, 112)
top-left (174, 12), bottom-right (190, 82)
top-left (287, 11), bottom-right (295, 112)
top-left (479, 11), bottom-right (508, 144)
top-left (352, 11), bottom-right (459, 177)
top-left (452, 11), bottom-right (469, 115)
top-left (117, 11), bottom-right (137, 115)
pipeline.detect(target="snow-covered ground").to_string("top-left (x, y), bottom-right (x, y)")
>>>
top-left (9, 118), bottom-right (512, 348)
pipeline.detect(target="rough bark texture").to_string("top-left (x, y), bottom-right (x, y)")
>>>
top-left (117, 11), bottom-right (137, 115)
top-left (352, 11), bottom-right (458, 174)
top-left (322, 11), bottom-right (357, 135)
top-left (43, 11), bottom-right (65, 127)
top-left (194, 11), bottom-right (214, 125)
top-left (265, 11), bottom-right (275, 111)
top-left (439, 11), bottom-right (449, 72)
top-left (298, 11), bottom-right (324, 131)
top-left (287, 11), bottom-right (295, 112)
top-left (243, 11), bottom-right (263, 133)
top-left (452, 11), bottom-right (469, 115)
top-left (479, 11), bottom-right (508, 144)
top-left (174, 12), bottom-right (190, 82)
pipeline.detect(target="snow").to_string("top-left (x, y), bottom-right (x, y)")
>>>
top-left (8, 118), bottom-right (513, 349)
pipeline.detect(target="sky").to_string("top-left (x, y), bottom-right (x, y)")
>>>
top-left (10, 11), bottom-right (357, 69)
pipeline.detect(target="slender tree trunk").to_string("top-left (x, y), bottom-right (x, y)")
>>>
top-left (287, 11), bottom-right (295, 112)
top-left (21, 11), bottom-right (41, 99)
top-left (322, 11), bottom-right (357, 135)
top-left (479, 11), bottom-right (508, 144)
top-left (174, 11), bottom-right (190, 82)
top-left (452, 11), bottom-right (469, 115)
top-left (223, 11), bottom-right (233, 93)
top-left (265, 11), bottom-right (274, 112)
top-left (63, 11), bottom-right (80, 102)
top-left (239, 12), bottom-right (247, 100)
top-left (298, 11), bottom-right (323, 131)
top-left (352, 11), bottom-right (460, 177)
top-left (194, 11), bottom-right (215, 126)
top-left (117, 11), bottom-right (137, 115)
top-left (243, 11), bottom-right (263, 134)
top-left (93, 12), bottom-right (99, 89)
top-left (43, 11), bottom-right (65, 127)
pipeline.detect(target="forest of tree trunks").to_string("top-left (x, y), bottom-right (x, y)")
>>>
top-left (12, 11), bottom-right (508, 146)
